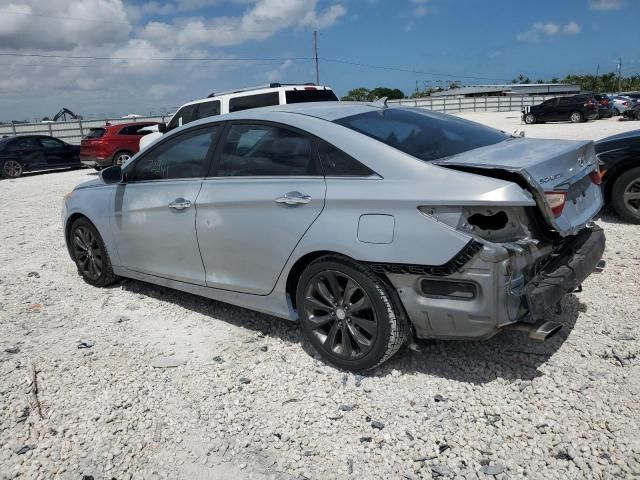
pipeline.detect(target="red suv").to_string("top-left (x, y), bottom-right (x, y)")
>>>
top-left (80, 122), bottom-right (159, 169)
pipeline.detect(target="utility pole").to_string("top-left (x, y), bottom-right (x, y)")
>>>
top-left (313, 31), bottom-right (320, 85)
top-left (617, 57), bottom-right (622, 94)
top-left (594, 64), bottom-right (599, 91)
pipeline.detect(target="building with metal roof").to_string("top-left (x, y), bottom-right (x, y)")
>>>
top-left (430, 83), bottom-right (581, 97)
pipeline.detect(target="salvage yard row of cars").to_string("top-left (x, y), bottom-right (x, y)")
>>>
top-left (522, 92), bottom-right (640, 124)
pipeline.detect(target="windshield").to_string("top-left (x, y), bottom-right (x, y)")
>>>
top-left (85, 128), bottom-right (105, 139)
top-left (335, 108), bottom-right (508, 162)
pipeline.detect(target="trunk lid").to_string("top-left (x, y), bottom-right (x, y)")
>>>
top-left (434, 137), bottom-right (602, 237)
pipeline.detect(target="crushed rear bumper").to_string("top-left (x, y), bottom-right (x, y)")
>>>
top-left (386, 226), bottom-right (605, 340)
top-left (523, 226), bottom-right (605, 320)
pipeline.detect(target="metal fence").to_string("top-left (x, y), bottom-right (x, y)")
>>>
top-left (0, 95), bottom-right (565, 145)
top-left (0, 115), bottom-right (168, 145)
top-left (388, 94), bottom-right (563, 113)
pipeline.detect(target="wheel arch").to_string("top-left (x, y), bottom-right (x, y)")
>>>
top-left (64, 213), bottom-right (99, 258)
top-left (285, 250), bottom-right (339, 310)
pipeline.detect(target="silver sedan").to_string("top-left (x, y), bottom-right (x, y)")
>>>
top-left (63, 102), bottom-right (605, 370)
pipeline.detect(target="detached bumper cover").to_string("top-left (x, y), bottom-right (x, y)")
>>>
top-left (523, 226), bottom-right (605, 320)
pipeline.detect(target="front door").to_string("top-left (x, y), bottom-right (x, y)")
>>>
top-left (196, 122), bottom-right (326, 295)
top-left (6, 137), bottom-right (43, 171)
top-left (111, 125), bottom-right (220, 285)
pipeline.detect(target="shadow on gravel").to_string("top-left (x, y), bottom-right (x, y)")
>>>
top-left (120, 278), bottom-right (585, 384)
top-left (379, 294), bottom-right (585, 384)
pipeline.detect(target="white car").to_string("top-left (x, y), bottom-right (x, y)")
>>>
top-left (139, 83), bottom-right (338, 151)
top-left (139, 83), bottom-right (338, 150)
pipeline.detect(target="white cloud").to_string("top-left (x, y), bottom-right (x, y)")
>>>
top-left (412, 6), bottom-right (429, 16)
top-left (589, 0), bottom-right (624, 10)
top-left (0, 0), bottom-right (131, 50)
top-left (0, 0), bottom-right (346, 121)
top-left (517, 20), bottom-right (582, 42)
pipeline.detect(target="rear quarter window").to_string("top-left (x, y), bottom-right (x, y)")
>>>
top-left (285, 89), bottom-right (338, 104)
top-left (228, 92), bottom-right (279, 113)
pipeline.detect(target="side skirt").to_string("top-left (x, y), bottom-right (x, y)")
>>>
top-left (112, 266), bottom-right (295, 321)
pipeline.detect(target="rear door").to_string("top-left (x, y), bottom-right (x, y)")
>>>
top-left (111, 125), bottom-right (221, 284)
top-left (38, 137), bottom-right (70, 166)
top-left (195, 121), bottom-right (326, 294)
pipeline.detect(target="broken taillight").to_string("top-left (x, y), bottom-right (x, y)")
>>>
top-left (545, 192), bottom-right (567, 217)
top-left (590, 170), bottom-right (602, 185)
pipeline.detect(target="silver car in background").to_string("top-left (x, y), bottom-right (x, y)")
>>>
top-left (63, 103), bottom-right (605, 370)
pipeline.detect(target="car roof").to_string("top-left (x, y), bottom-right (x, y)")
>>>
top-left (181, 85), bottom-right (336, 108)
top-left (207, 101), bottom-right (383, 122)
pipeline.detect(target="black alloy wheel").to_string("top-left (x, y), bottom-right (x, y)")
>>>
top-left (70, 218), bottom-right (119, 287)
top-left (297, 255), bottom-right (408, 371)
top-left (612, 166), bottom-right (640, 224)
top-left (2, 160), bottom-right (23, 178)
top-left (303, 270), bottom-right (378, 361)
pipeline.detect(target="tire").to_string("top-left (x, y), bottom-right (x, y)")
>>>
top-left (1, 159), bottom-right (23, 178)
top-left (611, 166), bottom-right (640, 224)
top-left (112, 150), bottom-right (133, 167)
top-left (613, 108), bottom-right (620, 117)
top-left (524, 113), bottom-right (536, 124)
top-left (570, 111), bottom-right (584, 123)
top-left (296, 255), bottom-right (408, 371)
top-left (69, 217), bottom-right (120, 287)
top-left (636, 111), bottom-right (640, 121)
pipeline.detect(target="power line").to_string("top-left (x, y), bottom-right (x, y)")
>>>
top-left (0, 52), bottom-right (313, 62)
top-left (320, 58), bottom-right (512, 82)
top-left (0, 51), bottom-right (513, 81)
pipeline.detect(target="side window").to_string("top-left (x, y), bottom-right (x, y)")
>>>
top-left (217, 124), bottom-right (317, 177)
top-left (40, 137), bottom-right (65, 150)
top-left (131, 126), bottom-right (219, 181)
top-left (167, 105), bottom-right (198, 131)
top-left (8, 137), bottom-right (39, 150)
top-left (196, 100), bottom-right (220, 119)
top-left (228, 92), bottom-right (279, 113)
top-left (316, 139), bottom-right (375, 177)
top-left (118, 124), bottom-right (155, 135)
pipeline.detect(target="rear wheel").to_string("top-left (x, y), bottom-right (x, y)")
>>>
top-left (613, 108), bottom-right (620, 116)
top-left (296, 255), bottom-right (408, 371)
top-left (1, 160), bottom-right (23, 178)
top-left (524, 113), bottom-right (536, 124)
top-left (570, 111), bottom-right (584, 123)
top-left (70, 218), bottom-right (120, 287)
top-left (112, 150), bottom-right (133, 167)
top-left (636, 110), bottom-right (640, 121)
top-left (611, 167), bottom-right (640, 224)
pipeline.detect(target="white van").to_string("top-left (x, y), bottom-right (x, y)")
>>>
top-left (139, 83), bottom-right (338, 151)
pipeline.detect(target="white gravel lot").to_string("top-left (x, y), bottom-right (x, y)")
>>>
top-left (455, 112), bottom-right (640, 141)
top-left (1, 113), bottom-right (639, 480)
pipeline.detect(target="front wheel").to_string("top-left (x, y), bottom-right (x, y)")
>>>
top-left (70, 218), bottom-right (120, 287)
top-left (570, 111), bottom-right (584, 123)
top-left (1, 160), bottom-right (23, 178)
top-left (524, 113), bottom-right (536, 124)
top-left (611, 167), bottom-right (640, 224)
top-left (296, 255), bottom-right (408, 371)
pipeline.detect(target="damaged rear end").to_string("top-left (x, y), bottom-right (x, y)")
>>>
top-left (397, 138), bottom-right (606, 342)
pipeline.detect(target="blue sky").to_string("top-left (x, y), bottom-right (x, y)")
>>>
top-left (0, 0), bottom-right (639, 119)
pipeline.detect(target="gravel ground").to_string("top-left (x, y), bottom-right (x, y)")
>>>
top-left (1, 119), bottom-right (639, 479)
top-left (455, 112), bottom-right (640, 141)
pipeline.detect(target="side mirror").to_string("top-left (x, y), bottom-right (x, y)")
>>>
top-left (100, 165), bottom-right (123, 184)
top-left (158, 123), bottom-right (167, 133)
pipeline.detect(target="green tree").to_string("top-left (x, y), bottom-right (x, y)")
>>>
top-left (368, 87), bottom-right (405, 100)
top-left (341, 87), bottom-right (371, 101)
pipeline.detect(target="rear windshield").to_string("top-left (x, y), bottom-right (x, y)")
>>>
top-left (85, 128), bottom-right (105, 139)
top-left (285, 89), bottom-right (338, 104)
top-left (335, 108), bottom-right (507, 162)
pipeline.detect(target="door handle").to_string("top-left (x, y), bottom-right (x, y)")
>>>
top-left (168, 198), bottom-right (192, 210)
top-left (275, 191), bottom-right (312, 205)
